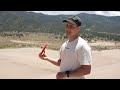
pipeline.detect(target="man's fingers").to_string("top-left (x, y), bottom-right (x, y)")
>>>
top-left (40, 54), bottom-right (47, 60)
top-left (42, 52), bottom-right (47, 57)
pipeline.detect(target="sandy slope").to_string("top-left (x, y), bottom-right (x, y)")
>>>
top-left (0, 48), bottom-right (120, 79)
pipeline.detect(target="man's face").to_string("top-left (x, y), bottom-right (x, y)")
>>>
top-left (65, 22), bottom-right (80, 37)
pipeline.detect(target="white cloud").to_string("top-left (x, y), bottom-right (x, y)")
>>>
top-left (33, 11), bottom-right (80, 15)
top-left (31, 11), bottom-right (120, 16)
top-left (92, 11), bottom-right (120, 16)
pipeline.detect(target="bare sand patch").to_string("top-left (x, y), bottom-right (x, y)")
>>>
top-left (0, 48), bottom-right (120, 79)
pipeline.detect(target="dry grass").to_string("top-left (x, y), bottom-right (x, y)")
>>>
top-left (0, 32), bottom-right (120, 51)
top-left (0, 32), bottom-right (66, 50)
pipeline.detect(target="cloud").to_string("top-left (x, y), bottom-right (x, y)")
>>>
top-left (33, 11), bottom-right (80, 15)
top-left (32, 11), bottom-right (120, 16)
top-left (92, 11), bottom-right (120, 16)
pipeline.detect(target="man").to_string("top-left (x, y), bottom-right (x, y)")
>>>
top-left (40, 16), bottom-right (92, 79)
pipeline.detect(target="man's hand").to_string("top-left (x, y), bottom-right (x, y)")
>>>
top-left (56, 72), bottom-right (66, 79)
top-left (40, 53), bottom-right (60, 66)
top-left (40, 53), bottom-right (49, 60)
top-left (39, 42), bottom-right (48, 58)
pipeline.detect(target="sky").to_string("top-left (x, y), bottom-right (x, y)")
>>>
top-left (31, 11), bottom-right (120, 16)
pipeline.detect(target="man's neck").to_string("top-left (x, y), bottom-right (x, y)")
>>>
top-left (68, 35), bottom-right (79, 42)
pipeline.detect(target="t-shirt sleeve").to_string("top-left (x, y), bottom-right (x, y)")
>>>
top-left (78, 44), bottom-right (92, 65)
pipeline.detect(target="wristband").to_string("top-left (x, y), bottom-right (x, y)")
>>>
top-left (66, 71), bottom-right (70, 77)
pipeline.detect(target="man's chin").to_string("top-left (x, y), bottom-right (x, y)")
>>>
top-left (66, 35), bottom-right (69, 37)
top-left (66, 33), bottom-right (71, 36)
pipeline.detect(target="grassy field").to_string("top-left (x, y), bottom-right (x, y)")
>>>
top-left (0, 32), bottom-right (67, 50)
top-left (0, 32), bottom-right (120, 51)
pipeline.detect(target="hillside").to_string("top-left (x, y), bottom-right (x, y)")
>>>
top-left (0, 11), bottom-right (120, 34)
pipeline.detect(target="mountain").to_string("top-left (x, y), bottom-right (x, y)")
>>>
top-left (0, 11), bottom-right (120, 34)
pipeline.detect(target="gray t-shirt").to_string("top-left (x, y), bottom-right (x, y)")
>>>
top-left (59, 36), bottom-right (92, 79)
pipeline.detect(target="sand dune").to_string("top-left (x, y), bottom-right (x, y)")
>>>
top-left (0, 48), bottom-right (120, 79)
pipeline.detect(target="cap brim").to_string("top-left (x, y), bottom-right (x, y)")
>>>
top-left (63, 20), bottom-right (76, 25)
top-left (63, 20), bottom-right (67, 22)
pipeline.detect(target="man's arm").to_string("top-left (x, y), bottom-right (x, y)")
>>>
top-left (46, 58), bottom-right (61, 66)
top-left (40, 54), bottom-right (61, 66)
top-left (68, 65), bottom-right (91, 77)
top-left (56, 65), bottom-right (91, 79)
